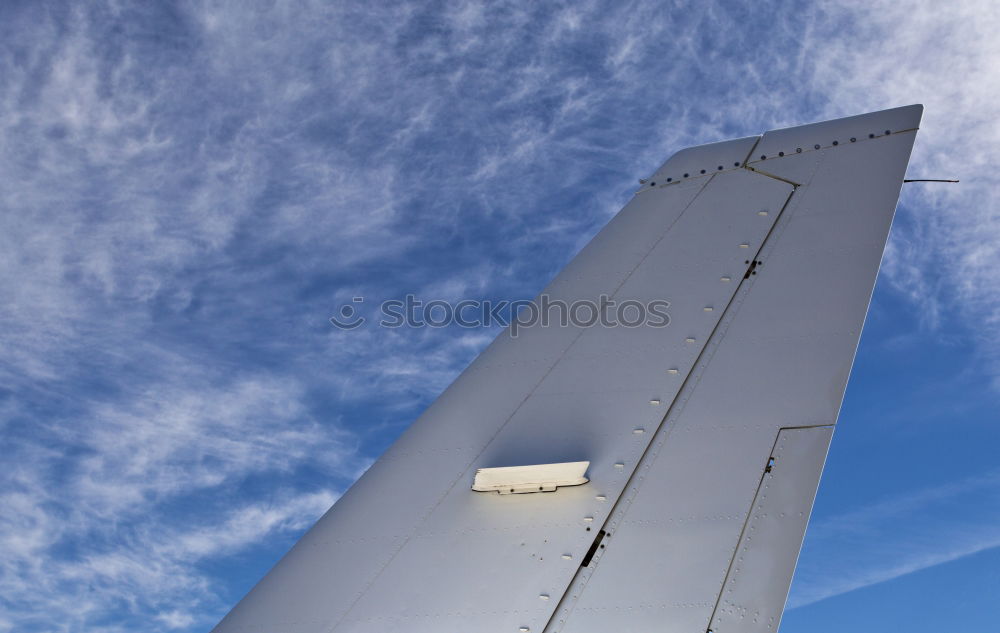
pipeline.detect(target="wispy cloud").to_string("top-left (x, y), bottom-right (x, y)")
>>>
top-left (0, 366), bottom-right (355, 630)
top-left (799, 0), bottom-right (1000, 381)
top-left (1, 0), bottom-right (997, 630)
top-left (1, 483), bottom-right (337, 632)
top-left (789, 472), bottom-right (1000, 608)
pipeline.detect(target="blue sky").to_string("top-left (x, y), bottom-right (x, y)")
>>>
top-left (1, 1), bottom-right (998, 631)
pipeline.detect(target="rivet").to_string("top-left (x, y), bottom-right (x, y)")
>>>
top-left (720, 276), bottom-right (731, 282)
top-left (758, 210), bottom-right (768, 216)
top-left (704, 306), bottom-right (714, 312)
top-left (760, 155), bottom-right (766, 160)
top-left (649, 399), bottom-right (661, 405)
top-left (666, 177), bottom-right (672, 182)
top-left (685, 337), bottom-right (696, 343)
top-left (540, 594), bottom-right (550, 600)
top-left (885, 129), bottom-right (891, 134)
top-left (778, 151), bottom-right (784, 157)
top-left (683, 173), bottom-right (689, 178)
top-left (583, 516), bottom-right (594, 522)
top-left (717, 165), bottom-right (723, 170)
top-left (633, 427), bottom-right (645, 434)
top-left (813, 144), bottom-right (820, 149)
top-left (667, 368), bottom-right (679, 374)
top-left (596, 495), bottom-right (607, 501)
top-left (850, 137), bottom-right (856, 142)
top-left (650, 182), bottom-right (656, 186)
top-left (795, 147), bottom-right (802, 153)
top-left (869, 133), bottom-right (875, 138)
top-left (739, 243), bottom-right (750, 248)
top-left (520, 628), bottom-right (530, 632)
top-left (562, 554), bottom-right (572, 559)
top-left (614, 462), bottom-right (625, 470)
top-left (734, 161), bottom-right (740, 167)
top-left (700, 169), bottom-right (706, 174)
top-left (832, 140), bottom-right (839, 146)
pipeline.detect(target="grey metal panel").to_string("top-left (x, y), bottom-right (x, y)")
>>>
top-left (710, 426), bottom-right (834, 633)
top-left (212, 107), bottom-right (921, 633)
top-left (547, 106), bottom-right (920, 633)
top-left (334, 169), bottom-right (793, 633)
top-left (212, 136), bottom-right (764, 633)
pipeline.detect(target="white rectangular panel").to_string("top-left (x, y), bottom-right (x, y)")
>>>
top-left (473, 461), bottom-right (590, 494)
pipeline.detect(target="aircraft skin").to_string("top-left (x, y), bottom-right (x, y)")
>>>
top-left (212, 105), bottom-right (923, 633)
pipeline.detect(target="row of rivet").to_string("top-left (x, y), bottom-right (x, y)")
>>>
top-left (644, 128), bottom-right (895, 188)
top-left (644, 161), bottom-right (742, 187)
top-left (561, 214), bottom-right (770, 632)
top-left (542, 217), bottom-right (770, 633)
top-left (756, 129), bottom-right (893, 161)
top-left (546, 194), bottom-right (792, 633)
top-left (647, 229), bottom-right (758, 420)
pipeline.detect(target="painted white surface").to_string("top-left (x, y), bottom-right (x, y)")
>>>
top-left (472, 461), bottom-right (590, 494)
top-left (212, 106), bottom-right (921, 633)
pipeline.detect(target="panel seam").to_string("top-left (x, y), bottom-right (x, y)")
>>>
top-left (325, 178), bottom-right (715, 632)
top-left (541, 179), bottom-right (799, 633)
